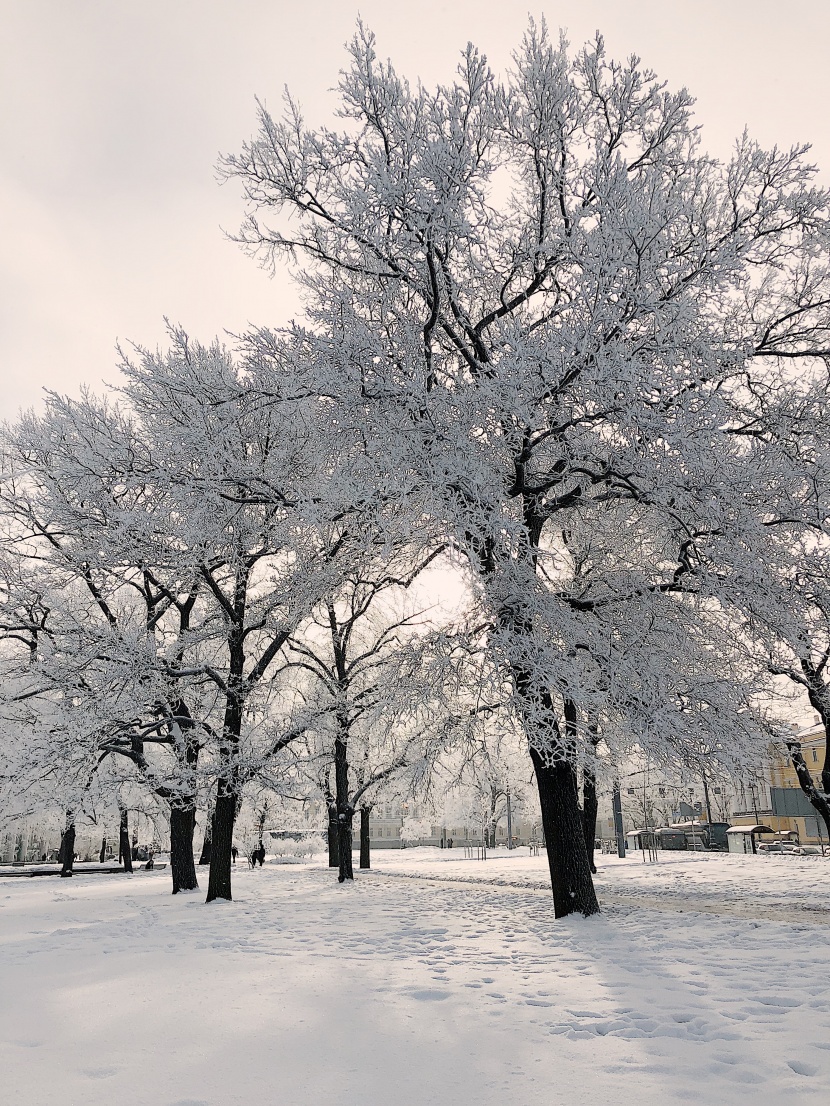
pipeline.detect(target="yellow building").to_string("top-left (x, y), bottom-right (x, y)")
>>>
top-left (731, 724), bottom-right (828, 845)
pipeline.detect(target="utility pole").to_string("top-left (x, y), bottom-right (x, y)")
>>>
top-left (506, 785), bottom-right (513, 850)
top-left (612, 784), bottom-right (626, 858)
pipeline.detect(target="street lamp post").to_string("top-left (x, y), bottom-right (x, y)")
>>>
top-left (612, 784), bottom-right (626, 858)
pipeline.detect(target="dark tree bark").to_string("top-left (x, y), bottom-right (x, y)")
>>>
top-left (119, 808), bottom-right (133, 873)
top-left (206, 639), bottom-right (245, 901)
top-left (163, 700), bottom-right (200, 892)
top-left (581, 722), bottom-right (600, 875)
top-left (205, 596), bottom-right (247, 903)
top-left (99, 835), bottom-right (107, 863)
top-left (206, 681), bottom-right (245, 906)
top-left (198, 809), bottom-right (213, 865)
top-left (359, 805), bottom-right (371, 869)
top-left (487, 784), bottom-right (504, 849)
top-left (530, 747), bottom-right (600, 918)
top-left (489, 504), bottom-right (599, 917)
top-left (512, 647), bottom-right (599, 917)
top-left (334, 733), bottom-right (354, 882)
top-left (206, 790), bottom-right (238, 902)
top-left (337, 808), bottom-right (355, 882)
top-left (582, 767), bottom-right (598, 875)
top-left (170, 805), bottom-right (199, 893)
top-left (327, 809), bottom-right (339, 867)
top-left (787, 737), bottom-right (830, 842)
top-left (59, 819), bottom-right (76, 878)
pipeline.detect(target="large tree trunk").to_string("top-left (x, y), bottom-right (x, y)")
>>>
top-left (166, 700), bottom-right (201, 892)
top-left (337, 809), bottom-right (355, 883)
top-left (497, 533), bottom-right (599, 917)
top-left (170, 805), bottom-right (199, 893)
top-left (530, 747), bottom-right (600, 918)
top-left (206, 631), bottom-right (245, 903)
top-left (333, 732), bottom-right (354, 883)
top-left (206, 791), bottom-right (237, 902)
top-left (359, 805), bottom-right (371, 869)
top-left (119, 808), bottom-right (133, 873)
top-left (59, 818), bottom-right (76, 878)
top-left (206, 707), bottom-right (241, 902)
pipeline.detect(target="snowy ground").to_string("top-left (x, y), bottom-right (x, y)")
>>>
top-left (375, 845), bottom-right (830, 922)
top-left (2, 850), bottom-right (829, 1105)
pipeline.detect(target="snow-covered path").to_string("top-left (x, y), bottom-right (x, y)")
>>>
top-left (2, 857), bottom-right (829, 1105)
top-left (373, 848), bottom-right (830, 925)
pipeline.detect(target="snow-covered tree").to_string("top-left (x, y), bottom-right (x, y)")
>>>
top-left (275, 540), bottom-right (455, 882)
top-left (0, 331), bottom-right (345, 899)
top-left (222, 22), bottom-right (830, 914)
top-left (719, 377), bottom-right (830, 839)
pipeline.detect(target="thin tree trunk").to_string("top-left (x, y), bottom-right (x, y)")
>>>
top-left (99, 835), bottom-right (107, 863)
top-left (530, 747), bottom-right (600, 918)
top-left (119, 808), bottom-right (133, 873)
top-left (327, 809), bottom-right (339, 867)
top-left (787, 738), bottom-right (830, 842)
top-left (170, 805), bottom-right (199, 893)
top-left (582, 765), bottom-right (598, 875)
top-left (198, 809), bottom-right (213, 865)
top-left (60, 818), bottom-right (76, 878)
top-left (359, 805), bottom-right (371, 869)
top-left (488, 785), bottom-right (500, 848)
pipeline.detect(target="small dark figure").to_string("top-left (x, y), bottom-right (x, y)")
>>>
top-left (144, 850), bottom-right (155, 870)
top-left (256, 845), bottom-right (265, 867)
top-left (248, 849), bottom-right (257, 868)
top-left (231, 845), bottom-right (238, 864)
top-left (447, 838), bottom-right (453, 848)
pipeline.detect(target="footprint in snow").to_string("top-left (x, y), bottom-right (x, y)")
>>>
top-left (787, 1059), bottom-right (819, 1077)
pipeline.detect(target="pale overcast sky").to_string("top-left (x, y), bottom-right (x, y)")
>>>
top-left (1, 0), bottom-right (828, 420)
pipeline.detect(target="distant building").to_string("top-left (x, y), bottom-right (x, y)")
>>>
top-left (731, 723), bottom-right (828, 846)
